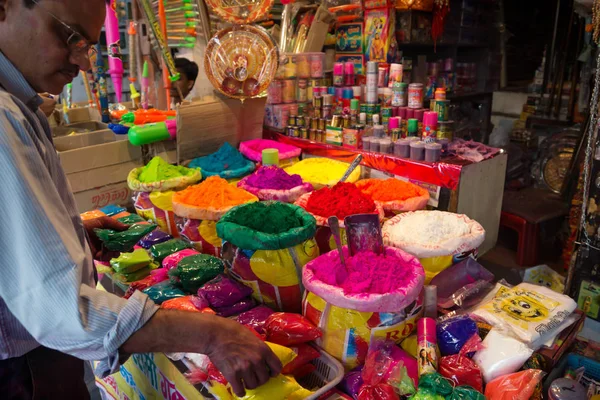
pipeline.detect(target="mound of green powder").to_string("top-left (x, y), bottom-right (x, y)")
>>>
top-left (227, 202), bottom-right (304, 234)
top-left (138, 157), bottom-right (194, 183)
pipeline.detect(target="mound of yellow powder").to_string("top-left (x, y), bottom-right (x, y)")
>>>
top-left (284, 158), bottom-right (360, 189)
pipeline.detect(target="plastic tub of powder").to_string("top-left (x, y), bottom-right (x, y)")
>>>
top-left (379, 138), bottom-right (392, 154)
top-left (188, 142), bottom-right (255, 181)
top-left (239, 139), bottom-right (301, 169)
top-left (216, 202), bottom-right (318, 313)
top-left (383, 210), bottom-right (485, 283)
top-left (410, 141), bottom-right (425, 161)
top-left (425, 142), bottom-right (442, 162)
top-left (237, 166), bottom-right (314, 203)
top-left (128, 156), bottom-right (202, 236)
top-left (302, 246), bottom-right (425, 369)
top-left (394, 139), bottom-right (411, 158)
top-left (362, 136), bottom-right (373, 152)
top-left (370, 137), bottom-right (381, 153)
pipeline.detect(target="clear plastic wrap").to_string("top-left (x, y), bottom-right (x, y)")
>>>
top-left (95, 223), bottom-right (157, 252)
top-left (264, 312), bottom-right (322, 346)
top-left (198, 274), bottom-right (254, 308)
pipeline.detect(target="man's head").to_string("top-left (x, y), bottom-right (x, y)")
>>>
top-left (171, 57), bottom-right (198, 103)
top-left (0, 0), bottom-right (107, 94)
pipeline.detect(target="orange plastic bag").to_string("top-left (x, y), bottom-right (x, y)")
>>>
top-left (484, 369), bottom-right (544, 400)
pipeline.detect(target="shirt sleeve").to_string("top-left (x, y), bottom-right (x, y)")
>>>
top-left (0, 107), bottom-right (159, 377)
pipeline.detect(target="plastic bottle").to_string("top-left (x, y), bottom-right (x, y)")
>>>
top-left (128, 120), bottom-right (177, 146)
top-left (417, 285), bottom-right (438, 376)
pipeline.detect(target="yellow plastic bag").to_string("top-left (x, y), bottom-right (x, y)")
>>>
top-left (234, 375), bottom-right (303, 400)
top-left (266, 342), bottom-right (297, 368)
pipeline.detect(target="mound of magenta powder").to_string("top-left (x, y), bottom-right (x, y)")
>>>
top-left (307, 248), bottom-right (417, 295)
top-left (244, 166), bottom-right (303, 190)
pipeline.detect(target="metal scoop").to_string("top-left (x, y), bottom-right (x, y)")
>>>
top-left (344, 213), bottom-right (383, 256)
top-left (328, 216), bottom-right (346, 267)
top-left (339, 154), bottom-right (363, 182)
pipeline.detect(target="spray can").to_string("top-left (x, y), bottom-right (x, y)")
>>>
top-left (333, 62), bottom-right (344, 86)
top-left (322, 94), bottom-right (333, 119)
top-left (407, 118), bottom-right (419, 137)
top-left (423, 111), bottom-right (439, 143)
top-left (350, 99), bottom-right (359, 123)
top-left (417, 285), bottom-right (438, 377)
top-left (342, 88), bottom-right (354, 114)
top-left (388, 63), bottom-right (403, 88)
top-left (366, 61), bottom-right (378, 104)
top-left (344, 62), bottom-right (355, 86)
top-left (389, 117), bottom-right (401, 141)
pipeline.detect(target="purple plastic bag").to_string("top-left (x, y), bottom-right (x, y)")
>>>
top-left (138, 230), bottom-right (172, 249)
top-left (198, 274), bottom-right (253, 308)
top-left (189, 293), bottom-right (211, 310)
top-left (235, 305), bottom-right (275, 334)
top-left (162, 249), bottom-right (200, 270)
top-left (215, 298), bottom-right (255, 317)
top-left (338, 365), bottom-right (363, 399)
top-left (430, 257), bottom-right (495, 310)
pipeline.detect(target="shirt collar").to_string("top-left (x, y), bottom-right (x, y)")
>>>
top-left (0, 50), bottom-right (43, 111)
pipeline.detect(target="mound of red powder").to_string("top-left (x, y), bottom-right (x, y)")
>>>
top-left (305, 182), bottom-right (376, 219)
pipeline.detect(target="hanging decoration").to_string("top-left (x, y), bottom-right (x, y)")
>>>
top-left (431, 0), bottom-right (450, 46)
top-left (203, 0), bottom-right (274, 24)
top-left (204, 25), bottom-right (279, 101)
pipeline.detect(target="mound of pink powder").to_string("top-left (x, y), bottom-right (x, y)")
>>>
top-left (244, 166), bottom-right (304, 190)
top-left (308, 249), bottom-right (417, 295)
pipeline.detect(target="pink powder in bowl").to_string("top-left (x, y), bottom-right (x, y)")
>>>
top-left (302, 246), bottom-right (425, 312)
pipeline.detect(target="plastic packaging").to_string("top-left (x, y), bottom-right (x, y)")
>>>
top-left (150, 239), bottom-right (193, 263)
top-left (132, 191), bottom-right (181, 236)
top-left (431, 258), bottom-right (495, 310)
top-left (339, 366), bottom-right (364, 399)
top-left (168, 254), bottom-right (224, 293)
top-left (447, 386), bottom-right (486, 400)
top-left (233, 374), bottom-right (303, 400)
top-left (110, 249), bottom-right (151, 274)
top-left (235, 305), bottom-right (275, 334)
top-left (123, 272), bottom-right (168, 299)
top-left (95, 223), bottom-right (157, 252)
top-left (472, 329), bottom-right (534, 383)
top-left (357, 343), bottom-right (405, 400)
top-left (162, 249), bottom-right (200, 270)
top-left (471, 282), bottom-right (578, 345)
top-left (264, 312), bottom-right (322, 346)
top-left (198, 274), bottom-right (253, 308)
top-left (484, 369), bottom-right (545, 400)
top-left (215, 298), bottom-right (255, 317)
top-left (138, 230), bottom-right (173, 249)
top-left (161, 295), bottom-right (214, 312)
top-left (143, 280), bottom-right (186, 304)
top-left (416, 372), bottom-right (454, 397)
top-left (177, 218), bottom-right (223, 257)
top-left (439, 335), bottom-right (484, 392)
top-left (116, 213), bottom-right (146, 225)
top-left (113, 263), bottom-right (156, 284)
top-left (437, 316), bottom-right (479, 356)
top-left (281, 343), bottom-right (321, 375)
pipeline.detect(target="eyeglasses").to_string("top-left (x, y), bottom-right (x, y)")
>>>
top-left (30, 0), bottom-right (96, 58)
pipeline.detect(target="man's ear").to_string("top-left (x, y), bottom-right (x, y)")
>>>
top-left (187, 80), bottom-right (195, 92)
top-left (0, 0), bottom-right (8, 22)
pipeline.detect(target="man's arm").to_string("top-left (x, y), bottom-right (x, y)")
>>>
top-left (0, 108), bottom-right (280, 397)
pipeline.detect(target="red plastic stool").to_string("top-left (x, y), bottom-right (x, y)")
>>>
top-left (500, 211), bottom-right (540, 266)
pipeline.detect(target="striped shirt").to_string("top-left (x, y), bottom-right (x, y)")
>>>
top-left (0, 51), bottom-right (158, 377)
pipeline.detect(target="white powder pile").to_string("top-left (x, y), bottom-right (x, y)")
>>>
top-left (389, 211), bottom-right (471, 245)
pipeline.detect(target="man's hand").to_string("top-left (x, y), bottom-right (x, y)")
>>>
top-left (39, 93), bottom-right (57, 118)
top-left (83, 216), bottom-right (128, 260)
top-left (204, 317), bottom-right (282, 397)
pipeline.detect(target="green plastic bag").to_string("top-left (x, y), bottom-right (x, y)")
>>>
top-left (447, 386), bottom-right (486, 400)
top-left (110, 249), bottom-right (152, 274)
top-left (143, 280), bottom-right (186, 304)
top-left (113, 262), bottom-right (158, 283)
top-left (117, 214), bottom-right (146, 225)
top-left (150, 239), bottom-right (192, 263)
top-left (168, 254), bottom-right (224, 293)
top-left (418, 373), bottom-right (454, 397)
top-left (96, 223), bottom-right (157, 252)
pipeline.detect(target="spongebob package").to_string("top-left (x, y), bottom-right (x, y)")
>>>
top-left (471, 282), bottom-right (577, 345)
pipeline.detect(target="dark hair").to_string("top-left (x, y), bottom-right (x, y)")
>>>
top-left (175, 58), bottom-right (199, 88)
top-left (24, 0), bottom-right (110, 8)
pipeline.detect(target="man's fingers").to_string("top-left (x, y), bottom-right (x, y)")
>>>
top-left (99, 216), bottom-right (129, 231)
top-left (229, 369), bottom-right (246, 398)
top-left (253, 360), bottom-right (271, 387)
top-left (264, 348), bottom-right (283, 377)
top-left (241, 369), bottom-right (259, 391)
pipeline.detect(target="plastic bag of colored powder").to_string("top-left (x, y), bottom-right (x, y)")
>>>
top-left (113, 262), bottom-right (158, 284)
top-left (437, 315), bottom-right (479, 356)
top-left (162, 249), bottom-right (200, 270)
top-left (215, 298), bottom-right (254, 317)
top-left (99, 204), bottom-right (127, 216)
top-left (96, 223), bottom-right (157, 252)
top-left (80, 209), bottom-right (106, 221)
top-left (484, 369), bottom-right (544, 400)
top-left (161, 295), bottom-right (215, 313)
top-left (189, 143), bottom-right (255, 180)
top-left (439, 335), bottom-right (484, 392)
top-left (168, 254), bottom-right (224, 293)
top-left (110, 249), bottom-right (151, 274)
top-left (233, 374), bottom-right (302, 400)
top-left (143, 280), bottom-right (186, 304)
top-left (217, 202), bottom-right (319, 313)
top-left (287, 387), bottom-right (314, 400)
top-left (263, 312), bottom-right (321, 346)
top-left (237, 166), bottom-right (314, 203)
top-left (235, 305), bottom-right (275, 334)
top-left (417, 373), bottom-right (454, 397)
top-left (128, 156), bottom-right (201, 192)
top-left (447, 386), bottom-right (486, 400)
top-left (123, 269), bottom-right (169, 299)
top-left (150, 239), bottom-right (192, 263)
top-left (198, 274), bottom-right (253, 308)
top-left (138, 230), bottom-right (173, 249)
top-left (117, 213), bottom-right (146, 225)
top-left (281, 343), bottom-right (321, 375)
top-left (339, 366), bottom-right (364, 399)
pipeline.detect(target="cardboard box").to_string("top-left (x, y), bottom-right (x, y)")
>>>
top-left (54, 131), bottom-right (143, 212)
top-left (304, 5), bottom-right (335, 52)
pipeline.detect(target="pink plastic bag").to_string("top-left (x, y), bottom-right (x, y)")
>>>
top-left (162, 249), bottom-right (200, 270)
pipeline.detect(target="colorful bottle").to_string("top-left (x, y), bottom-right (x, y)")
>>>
top-left (333, 62), bottom-right (344, 86)
top-left (128, 120), bottom-right (177, 146)
top-left (407, 118), bottom-right (419, 137)
top-left (417, 285), bottom-right (438, 376)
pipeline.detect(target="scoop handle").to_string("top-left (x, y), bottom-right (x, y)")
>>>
top-left (328, 216), bottom-right (346, 266)
top-left (340, 154), bottom-right (362, 182)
